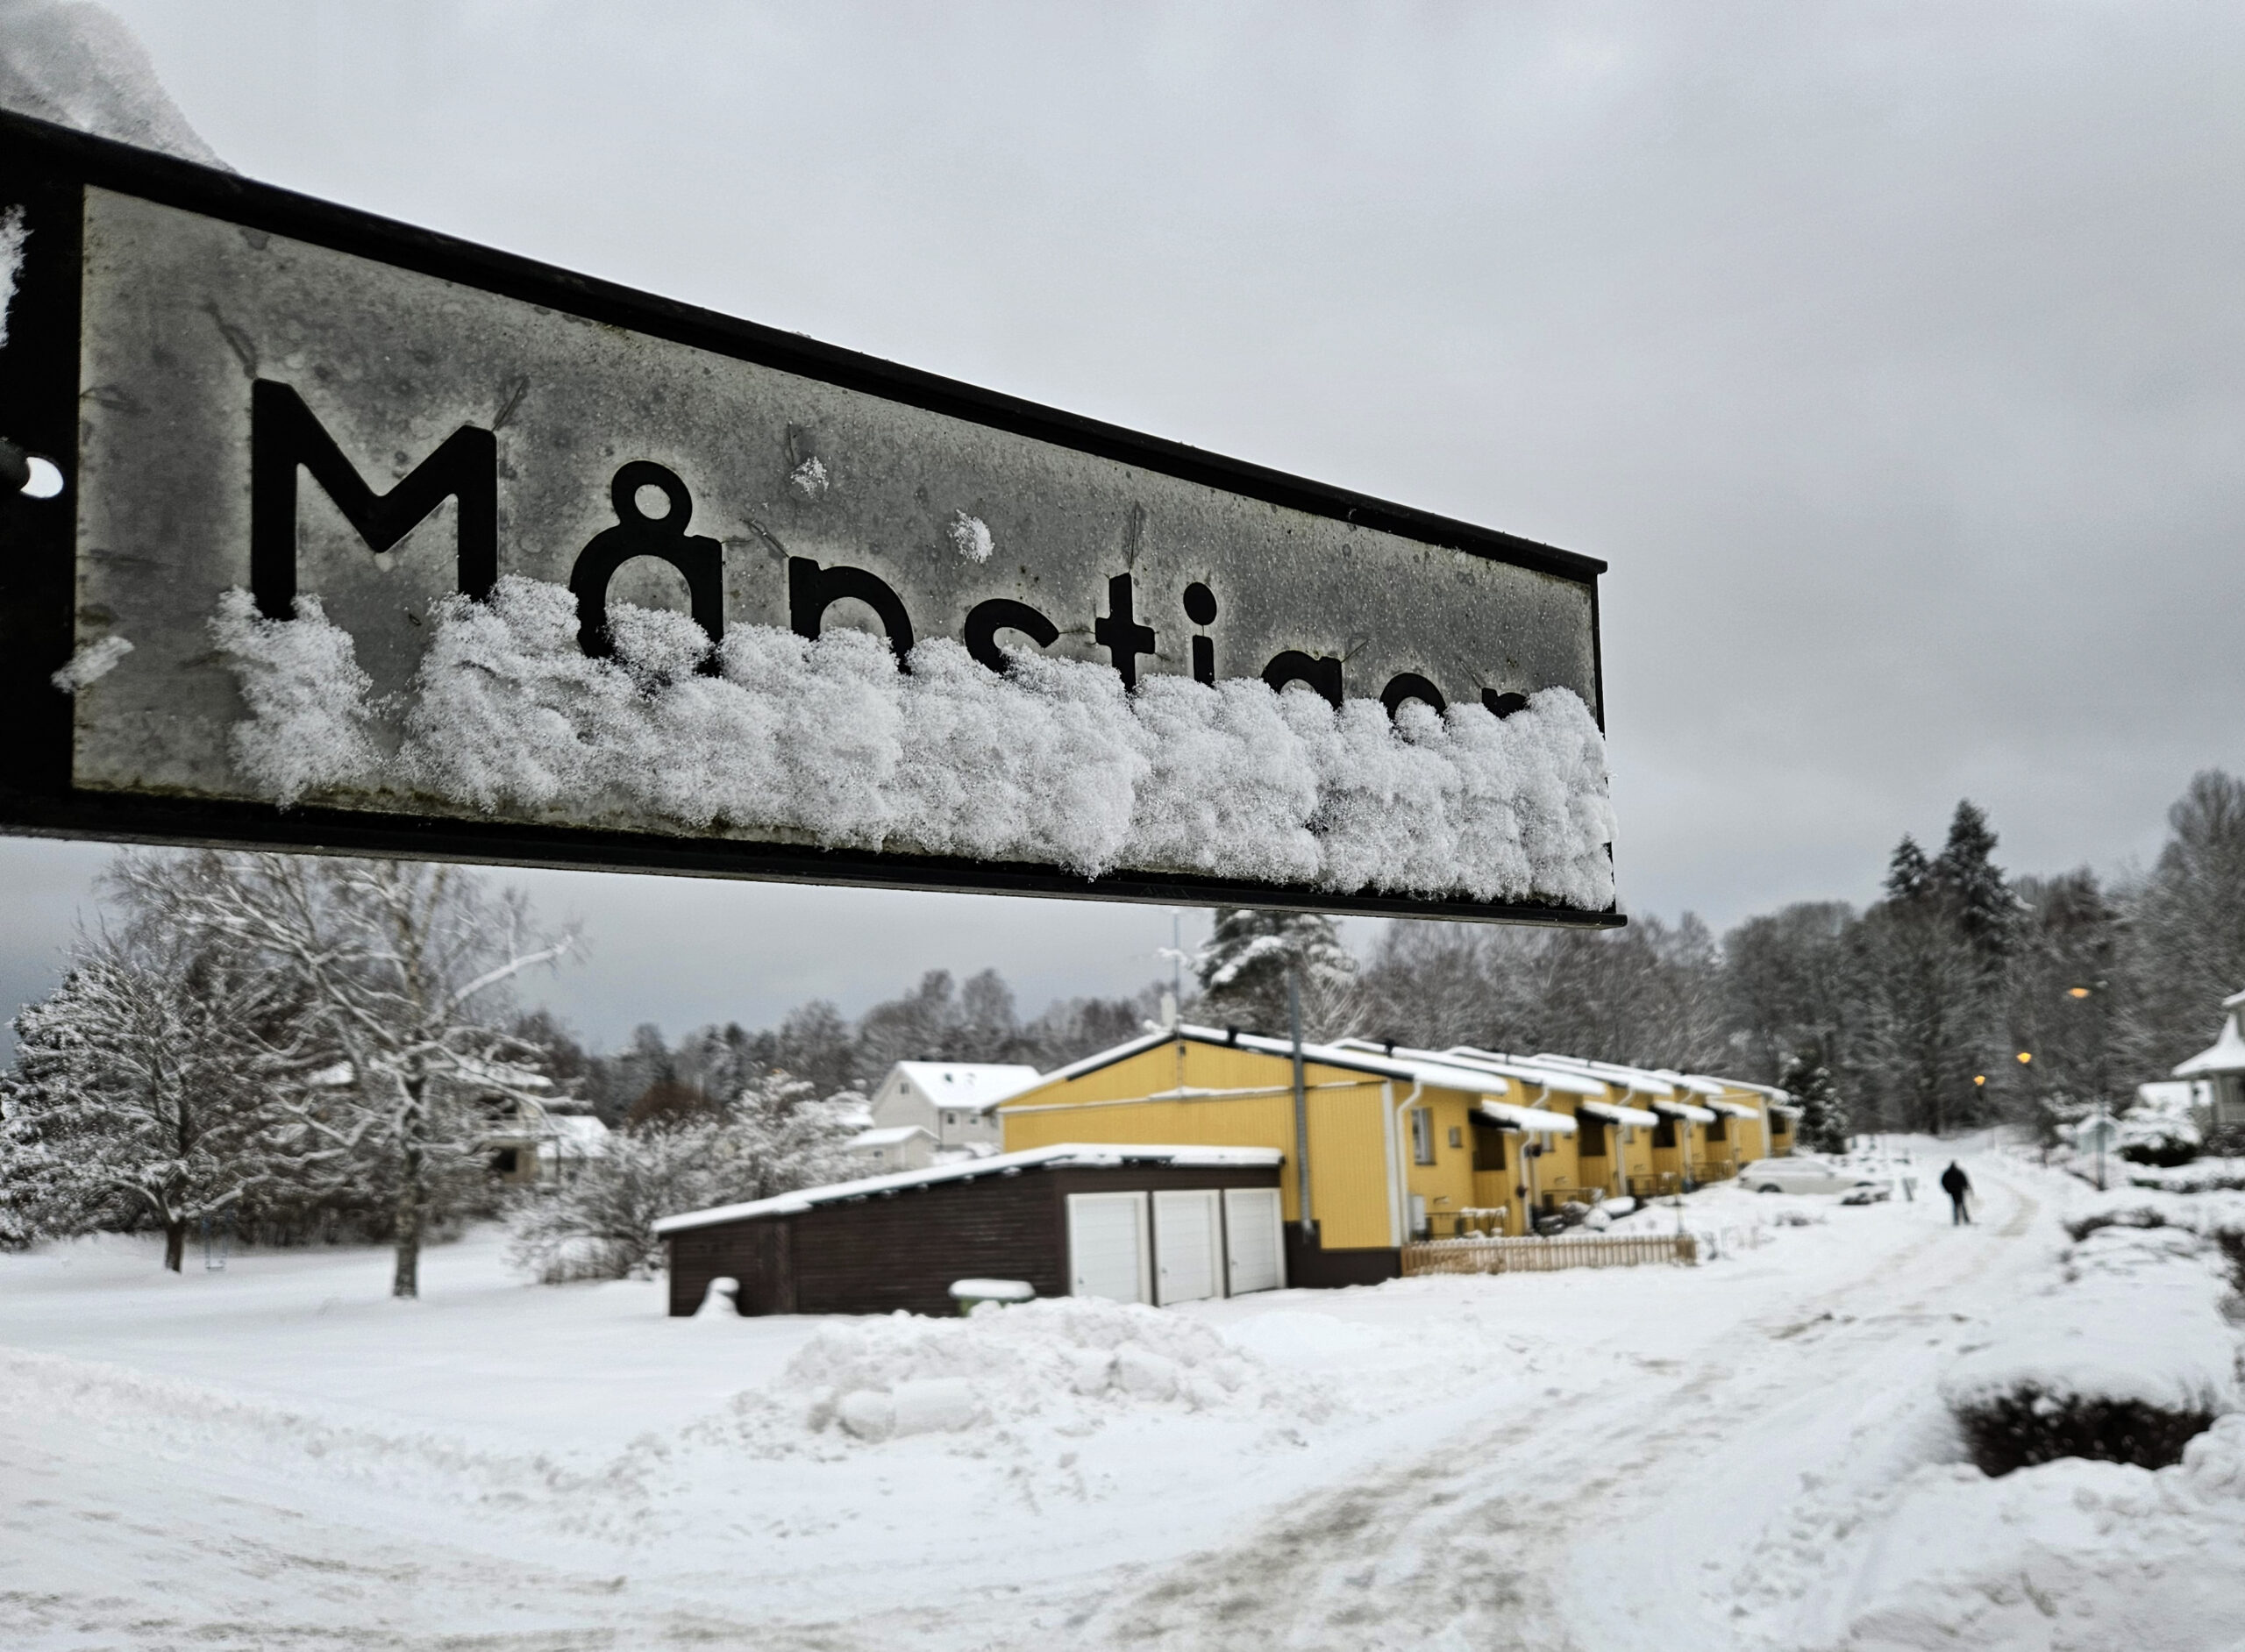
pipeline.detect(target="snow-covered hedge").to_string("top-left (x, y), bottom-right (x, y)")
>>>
top-left (212, 579), bottom-right (1615, 907)
top-left (1941, 1221), bottom-right (2241, 1475)
top-left (1777, 1413), bottom-right (2245, 1651)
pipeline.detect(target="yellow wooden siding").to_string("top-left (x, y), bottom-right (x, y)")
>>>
top-left (1400, 1089), bottom-right (1481, 1236)
top-left (1001, 1040), bottom-right (1408, 1249)
top-left (1001, 1038), bottom-right (1524, 1250)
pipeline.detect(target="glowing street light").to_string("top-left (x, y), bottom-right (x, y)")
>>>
top-left (2066, 986), bottom-right (2092, 1000)
top-left (2017, 1051), bottom-right (2033, 1065)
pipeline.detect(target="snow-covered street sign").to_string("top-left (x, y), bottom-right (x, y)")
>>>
top-left (0, 112), bottom-right (1619, 922)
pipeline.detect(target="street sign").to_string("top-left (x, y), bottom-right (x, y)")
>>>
top-left (0, 112), bottom-right (1619, 923)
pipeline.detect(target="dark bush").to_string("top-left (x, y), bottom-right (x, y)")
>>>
top-left (2215, 1229), bottom-right (2245, 1296)
top-left (2063, 1207), bottom-right (2168, 1243)
top-left (2120, 1139), bottom-right (2200, 1168)
top-left (1953, 1386), bottom-right (2217, 1477)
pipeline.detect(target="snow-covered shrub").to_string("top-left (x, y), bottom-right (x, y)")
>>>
top-left (506, 1072), bottom-right (861, 1283)
top-left (752, 1293), bottom-right (1329, 1447)
top-left (1942, 1222), bottom-right (2240, 1475)
top-left (2063, 1205), bottom-right (2169, 1243)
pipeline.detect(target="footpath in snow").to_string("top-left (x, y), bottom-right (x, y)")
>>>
top-left (2, 1149), bottom-right (2238, 1651)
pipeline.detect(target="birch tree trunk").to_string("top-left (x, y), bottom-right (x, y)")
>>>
top-left (392, 1075), bottom-right (424, 1299)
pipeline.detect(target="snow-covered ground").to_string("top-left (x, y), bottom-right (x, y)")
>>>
top-left (3, 1150), bottom-right (2239, 1650)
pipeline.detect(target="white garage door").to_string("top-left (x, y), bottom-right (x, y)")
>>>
top-left (1223, 1187), bottom-right (1286, 1296)
top-left (1067, 1192), bottom-right (1150, 1303)
top-left (1153, 1190), bottom-right (1222, 1306)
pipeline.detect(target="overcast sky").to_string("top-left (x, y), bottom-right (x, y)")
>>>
top-left (5, 1), bottom-right (2242, 1050)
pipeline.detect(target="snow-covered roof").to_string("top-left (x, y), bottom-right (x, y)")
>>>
top-left (547, 1115), bottom-right (609, 1143)
top-left (849, 1125), bottom-right (937, 1147)
top-left (1705, 1099), bottom-right (1760, 1120)
top-left (302, 1055), bottom-right (553, 1093)
top-left (1579, 1098), bottom-right (1662, 1128)
top-left (1014, 1025), bottom-right (1517, 1104)
top-left (1478, 1100), bottom-right (1579, 1136)
top-left (1649, 1098), bottom-right (1718, 1124)
top-left (651, 1143), bottom-right (1285, 1233)
top-left (884, 1062), bottom-right (1044, 1115)
top-left (1329, 1040), bottom-right (1604, 1097)
top-left (1526, 1054), bottom-right (1679, 1100)
top-left (1709, 1077), bottom-right (1792, 1104)
top-left (2135, 1080), bottom-right (2200, 1115)
top-left (1652, 1070), bottom-right (1727, 1098)
top-left (2175, 1012), bottom-right (2245, 1077)
top-left (1436, 1047), bottom-right (1612, 1098)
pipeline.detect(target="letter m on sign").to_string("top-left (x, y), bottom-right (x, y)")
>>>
top-left (250, 380), bottom-right (498, 619)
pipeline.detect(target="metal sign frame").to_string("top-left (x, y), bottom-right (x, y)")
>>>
top-left (0, 110), bottom-right (1619, 926)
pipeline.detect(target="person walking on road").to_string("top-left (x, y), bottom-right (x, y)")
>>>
top-left (1940, 1161), bottom-right (1972, 1225)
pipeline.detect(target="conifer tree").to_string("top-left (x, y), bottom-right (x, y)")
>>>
top-left (1779, 1041), bottom-right (1849, 1154)
top-left (1194, 909), bottom-right (1359, 1039)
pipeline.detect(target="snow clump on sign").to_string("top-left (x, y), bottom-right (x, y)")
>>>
top-left (48, 631), bottom-right (132, 692)
top-left (768, 1295), bottom-right (1330, 1446)
top-left (0, 205), bottom-right (24, 348)
top-left (210, 589), bottom-right (386, 807)
top-left (210, 576), bottom-right (1616, 907)
top-left (948, 510), bottom-right (994, 563)
top-left (0, 1), bottom-right (227, 167)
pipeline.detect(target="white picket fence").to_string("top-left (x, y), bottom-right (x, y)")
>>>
top-left (1400, 1232), bottom-right (1698, 1275)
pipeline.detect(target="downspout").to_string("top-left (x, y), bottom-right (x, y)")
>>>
top-left (1289, 963), bottom-right (1314, 1244)
top-left (1385, 1077), bottom-right (1422, 1248)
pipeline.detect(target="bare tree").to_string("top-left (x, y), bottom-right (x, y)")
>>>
top-left (2, 917), bottom-right (326, 1270)
top-left (112, 852), bottom-right (574, 1298)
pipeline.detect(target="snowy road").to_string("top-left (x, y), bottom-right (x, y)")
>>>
top-left (955, 1158), bottom-right (2053, 1651)
top-left (0, 1155), bottom-right (2072, 1651)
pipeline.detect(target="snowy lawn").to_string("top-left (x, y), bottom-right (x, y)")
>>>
top-left (4, 1152), bottom-right (2237, 1649)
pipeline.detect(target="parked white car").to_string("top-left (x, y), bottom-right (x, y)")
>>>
top-left (1739, 1156), bottom-right (1888, 1196)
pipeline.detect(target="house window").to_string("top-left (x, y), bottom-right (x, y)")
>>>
top-left (1579, 1118), bottom-right (1607, 1158)
top-left (944, 1112), bottom-right (957, 1126)
top-left (1448, 1126), bottom-right (1463, 1150)
top-left (1410, 1107), bottom-right (1436, 1165)
top-left (490, 1148), bottom-right (519, 1176)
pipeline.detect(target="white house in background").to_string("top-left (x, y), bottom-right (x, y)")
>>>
top-left (845, 1123), bottom-right (938, 1172)
top-left (537, 1114), bottom-right (610, 1184)
top-left (2173, 987), bottom-right (2245, 1127)
top-left (868, 1062), bottom-right (1043, 1151)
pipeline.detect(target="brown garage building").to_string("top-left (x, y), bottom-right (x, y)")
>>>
top-left (652, 1143), bottom-right (1286, 1317)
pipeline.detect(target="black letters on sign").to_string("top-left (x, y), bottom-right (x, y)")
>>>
top-left (788, 557), bottom-right (916, 666)
top-left (1262, 649), bottom-right (1343, 709)
top-left (1094, 572), bottom-right (1158, 690)
top-left (568, 461), bottom-right (726, 665)
top-left (250, 379), bottom-right (496, 619)
top-left (1481, 689), bottom-right (1529, 719)
top-left (1183, 581), bottom-right (1218, 686)
top-left (964, 598), bottom-right (1058, 674)
top-left (1380, 673), bottom-right (1447, 719)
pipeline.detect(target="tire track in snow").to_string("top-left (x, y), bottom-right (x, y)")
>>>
top-left (994, 1160), bottom-right (2054, 1652)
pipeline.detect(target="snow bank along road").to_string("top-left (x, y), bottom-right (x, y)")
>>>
top-left (0, 1155), bottom-right (2129, 1650)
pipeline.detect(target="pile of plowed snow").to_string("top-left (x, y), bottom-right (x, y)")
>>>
top-left (704, 1296), bottom-right (1336, 1451)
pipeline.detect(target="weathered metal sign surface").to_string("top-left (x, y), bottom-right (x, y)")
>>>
top-left (0, 113), bottom-right (1619, 923)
